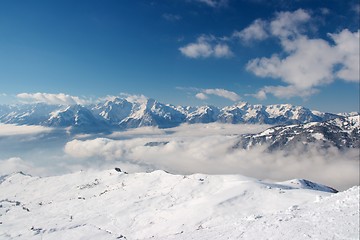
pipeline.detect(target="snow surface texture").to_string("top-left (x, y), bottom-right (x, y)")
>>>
top-left (0, 169), bottom-right (358, 240)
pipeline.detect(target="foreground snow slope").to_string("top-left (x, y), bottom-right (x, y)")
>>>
top-left (0, 170), bottom-right (358, 240)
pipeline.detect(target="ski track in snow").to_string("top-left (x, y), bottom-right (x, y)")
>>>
top-left (0, 169), bottom-right (358, 240)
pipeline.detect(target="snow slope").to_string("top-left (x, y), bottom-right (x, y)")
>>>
top-left (0, 169), bottom-right (358, 240)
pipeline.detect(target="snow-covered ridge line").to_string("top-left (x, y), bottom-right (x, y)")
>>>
top-left (0, 98), bottom-right (348, 133)
top-left (235, 115), bottom-right (360, 150)
top-left (0, 169), bottom-right (358, 240)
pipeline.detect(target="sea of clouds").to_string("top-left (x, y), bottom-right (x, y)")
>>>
top-left (0, 123), bottom-right (358, 190)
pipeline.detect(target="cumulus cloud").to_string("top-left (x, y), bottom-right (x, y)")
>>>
top-left (179, 35), bottom-right (233, 58)
top-left (269, 9), bottom-right (310, 42)
top-left (243, 9), bottom-right (360, 99)
top-left (330, 29), bottom-right (360, 82)
top-left (17, 92), bottom-right (90, 105)
top-left (64, 124), bottom-right (359, 190)
top-left (196, 88), bottom-right (240, 101)
top-left (233, 19), bottom-right (268, 42)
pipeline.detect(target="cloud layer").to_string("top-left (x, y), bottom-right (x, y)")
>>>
top-left (64, 124), bottom-right (359, 190)
top-left (0, 122), bottom-right (357, 190)
top-left (17, 93), bottom-right (90, 105)
top-left (0, 124), bottom-right (53, 137)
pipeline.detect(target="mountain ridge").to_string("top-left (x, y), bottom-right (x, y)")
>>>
top-left (234, 115), bottom-right (360, 151)
top-left (0, 98), bottom-right (351, 133)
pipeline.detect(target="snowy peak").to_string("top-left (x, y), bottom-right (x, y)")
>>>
top-left (47, 105), bottom-right (109, 133)
top-left (186, 105), bottom-right (220, 123)
top-left (0, 99), bottom-right (353, 132)
top-left (94, 98), bottom-right (133, 124)
top-left (218, 102), bottom-right (337, 124)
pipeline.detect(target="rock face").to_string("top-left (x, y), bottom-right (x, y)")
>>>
top-left (0, 98), bottom-right (349, 133)
top-left (234, 115), bottom-right (360, 151)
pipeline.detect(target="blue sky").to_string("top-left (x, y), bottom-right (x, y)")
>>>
top-left (0, 0), bottom-right (359, 112)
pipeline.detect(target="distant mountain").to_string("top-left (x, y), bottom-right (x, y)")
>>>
top-left (0, 103), bottom-right (59, 125)
top-left (0, 97), bottom-right (354, 133)
top-left (234, 115), bottom-right (360, 151)
top-left (218, 102), bottom-right (339, 124)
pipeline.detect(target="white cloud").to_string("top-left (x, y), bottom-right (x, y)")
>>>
top-left (0, 157), bottom-right (47, 176)
top-left (179, 35), bottom-right (233, 59)
top-left (0, 124), bottom-right (53, 137)
top-left (195, 88), bottom-right (240, 101)
top-left (250, 85), bottom-right (319, 100)
top-left (195, 92), bottom-right (208, 100)
top-left (270, 9), bottom-right (311, 42)
top-left (247, 37), bottom-right (338, 89)
top-left (330, 29), bottom-right (360, 82)
top-left (243, 9), bottom-right (360, 99)
top-left (120, 93), bottom-right (148, 103)
top-left (195, 0), bottom-right (228, 8)
top-left (64, 124), bottom-right (359, 190)
top-left (17, 92), bottom-right (90, 105)
top-left (207, 88), bottom-right (240, 101)
top-left (233, 19), bottom-right (268, 42)
top-left (97, 93), bottom-right (148, 104)
top-left (214, 44), bottom-right (233, 57)
top-left (179, 40), bottom-right (213, 58)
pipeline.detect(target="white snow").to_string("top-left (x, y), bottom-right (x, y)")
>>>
top-left (312, 132), bottom-right (325, 140)
top-left (0, 169), bottom-right (358, 240)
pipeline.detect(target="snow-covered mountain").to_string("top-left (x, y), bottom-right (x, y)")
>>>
top-left (46, 105), bottom-right (110, 133)
top-left (0, 103), bottom-right (59, 126)
top-left (0, 98), bottom-right (347, 132)
top-left (235, 115), bottom-right (360, 151)
top-left (1, 169), bottom-right (358, 240)
top-left (218, 102), bottom-right (337, 124)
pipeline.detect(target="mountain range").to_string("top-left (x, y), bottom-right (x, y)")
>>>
top-left (0, 97), bottom-right (351, 133)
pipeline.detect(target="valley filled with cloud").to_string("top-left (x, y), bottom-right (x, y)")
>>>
top-left (1, 123), bottom-right (357, 191)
